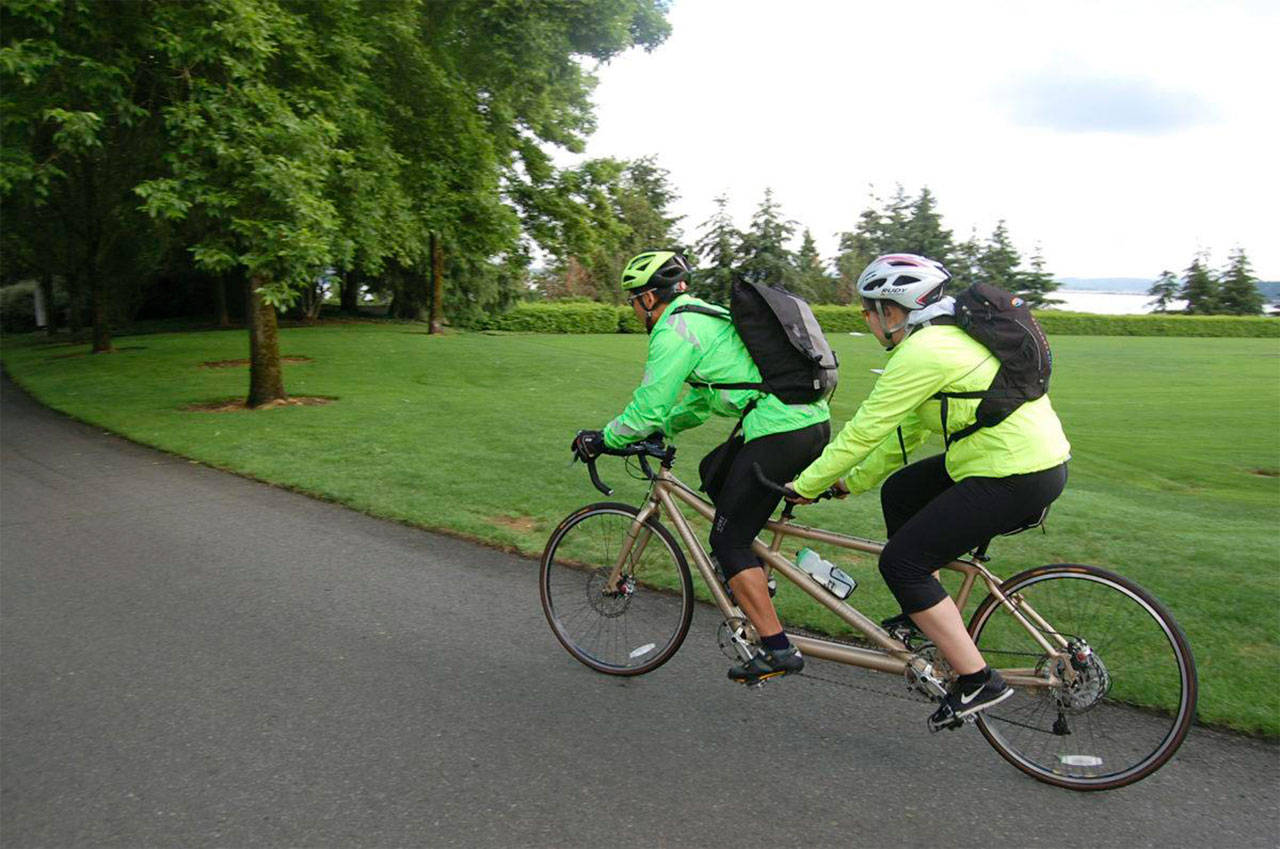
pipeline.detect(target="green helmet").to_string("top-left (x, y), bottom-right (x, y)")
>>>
top-left (620, 250), bottom-right (691, 291)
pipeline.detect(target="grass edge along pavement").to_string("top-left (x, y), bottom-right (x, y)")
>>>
top-left (1, 323), bottom-right (1277, 736)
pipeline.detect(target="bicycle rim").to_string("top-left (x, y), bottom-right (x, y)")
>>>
top-left (969, 564), bottom-right (1197, 790)
top-left (540, 503), bottom-right (693, 676)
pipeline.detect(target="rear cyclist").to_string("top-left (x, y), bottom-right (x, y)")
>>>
top-left (572, 250), bottom-right (830, 684)
top-left (787, 254), bottom-right (1071, 730)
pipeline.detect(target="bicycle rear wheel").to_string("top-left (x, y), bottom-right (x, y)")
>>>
top-left (540, 502), bottom-right (694, 676)
top-left (969, 564), bottom-right (1197, 791)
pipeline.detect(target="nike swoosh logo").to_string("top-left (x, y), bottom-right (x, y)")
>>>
top-left (960, 688), bottom-right (982, 705)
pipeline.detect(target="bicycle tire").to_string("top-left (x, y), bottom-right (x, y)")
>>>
top-left (540, 502), bottom-right (694, 676)
top-left (968, 563), bottom-right (1197, 791)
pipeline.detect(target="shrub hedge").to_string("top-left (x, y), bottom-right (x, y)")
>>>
top-left (485, 301), bottom-right (1278, 338)
top-left (1033, 311), bottom-right (1279, 337)
top-left (482, 302), bottom-right (620, 334)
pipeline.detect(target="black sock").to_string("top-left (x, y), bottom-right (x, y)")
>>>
top-left (762, 632), bottom-right (791, 652)
top-left (957, 666), bottom-right (991, 691)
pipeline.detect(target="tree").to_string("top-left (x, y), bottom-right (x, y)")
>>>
top-left (692, 194), bottom-right (741, 304)
top-left (2, 0), bottom-right (170, 352)
top-left (1146, 270), bottom-right (1181, 313)
top-left (136, 0), bottom-right (383, 405)
top-left (834, 187), bottom-right (889, 305)
top-left (792, 229), bottom-right (836, 303)
top-left (1179, 254), bottom-right (1219, 315)
top-left (1018, 244), bottom-right (1061, 308)
top-left (835, 185), bottom-right (958, 302)
top-left (738, 188), bottom-right (796, 287)
top-left (978, 220), bottom-right (1023, 292)
top-left (526, 156), bottom-right (681, 302)
top-left (948, 229), bottom-right (984, 289)
top-left (901, 186), bottom-right (953, 260)
top-left (1217, 248), bottom-right (1263, 315)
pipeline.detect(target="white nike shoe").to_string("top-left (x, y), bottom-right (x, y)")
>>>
top-left (928, 669), bottom-right (1013, 732)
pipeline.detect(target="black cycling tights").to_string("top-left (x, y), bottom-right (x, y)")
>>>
top-left (878, 454), bottom-right (1068, 614)
top-left (709, 421), bottom-right (830, 580)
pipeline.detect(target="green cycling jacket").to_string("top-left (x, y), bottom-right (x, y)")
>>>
top-left (603, 294), bottom-right (829, 448)
top-left (793, 324), bottom-right (1070, 499)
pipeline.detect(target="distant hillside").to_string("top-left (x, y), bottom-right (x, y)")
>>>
top-left (1058, 277), bottom-right (1280, 301)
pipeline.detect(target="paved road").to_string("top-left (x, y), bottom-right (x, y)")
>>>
top-left (2, 376), bottom-right (1277, 848)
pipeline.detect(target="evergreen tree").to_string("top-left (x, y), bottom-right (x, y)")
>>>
top-left (902, 187), bottom-right (954, 260)
top-left (1018, 244), bottom-right (1061, 308)
top-left (692, 194), bottom-right (741, 304)
top-left (1179, 254), bottom-right (1219, 314)
top-left (948, 229), bottom-right (984, 289)
top-left (1217, 248), bottom-right (1264, 315)
top-left (738, 188), bottom-right (796, 287)
top-left (978, 220), bottom-right (1023, 291)
top-left (835, 184), bottom-right (958, 300)
top-left (1146, 270), bottom-right (1181, 313)
top-left (792, 229), bottom-right (836, 302)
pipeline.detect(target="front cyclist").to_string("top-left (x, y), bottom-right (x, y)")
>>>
top-left (787, 254), bottom-right (1071, 730)
top-left (572, 250), bottom-right (830, 685)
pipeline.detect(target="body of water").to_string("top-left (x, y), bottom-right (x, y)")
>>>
top-left (1045, 290), bottom-right (1186, 315)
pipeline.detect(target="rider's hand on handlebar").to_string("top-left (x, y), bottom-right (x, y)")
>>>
top-left (782, 483), bottom-right (816, 505)
top-left (571, 429), bottom-right (606, 462)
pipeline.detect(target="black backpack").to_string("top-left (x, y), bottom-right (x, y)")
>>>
top-left (933, 281), bottom-right (1052, 445)
top-left (672, 273), bottom-right (839, 405)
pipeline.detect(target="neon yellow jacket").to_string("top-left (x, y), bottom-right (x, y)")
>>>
top-left (793, 324), bottom-right (1070, 498)
top-left (603, 294), bottom-right (829, 448)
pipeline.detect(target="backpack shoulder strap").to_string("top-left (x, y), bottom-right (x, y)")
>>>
top-left (669, 304), bottom-right (730, 320)
top-left (669, 304), bottom-right (765, 393)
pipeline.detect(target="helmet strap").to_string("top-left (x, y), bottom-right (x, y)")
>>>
top-left (874, 301), bottom-right (910, 351)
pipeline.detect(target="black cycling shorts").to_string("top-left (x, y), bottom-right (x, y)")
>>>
top-left (878, 454), bottom-right (1068, 614)
top-left (709, 421), bottom-right (830, 580)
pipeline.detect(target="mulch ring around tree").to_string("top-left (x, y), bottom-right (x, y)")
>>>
top-left (182, 396), bottom-right (336, 412)
top-left (199, 356), bottom-right (313, 368)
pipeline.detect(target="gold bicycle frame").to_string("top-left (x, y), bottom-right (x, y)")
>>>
top-left (607, 465), bottom-right (1071, 689)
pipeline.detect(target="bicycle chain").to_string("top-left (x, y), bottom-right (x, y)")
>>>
top-left (793, 668), bottom-right (935, 705)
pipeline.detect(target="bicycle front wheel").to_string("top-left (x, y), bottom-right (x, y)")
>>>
top-left (540, 502), bottom-right (694, 676)
top-left (969, 564), bottom-right (1197, 791)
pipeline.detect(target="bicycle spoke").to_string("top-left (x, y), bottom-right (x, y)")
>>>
top-left (541, 505), bottom-right (693, 676)
top-left (972, 566), bottom-right (1196, 790)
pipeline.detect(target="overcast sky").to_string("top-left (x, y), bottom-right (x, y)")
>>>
top-left (568, 0), bottom-right (1278, 280)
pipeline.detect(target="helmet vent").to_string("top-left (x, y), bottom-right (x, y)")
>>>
top-left (895, 275), bottom-right (920, 285)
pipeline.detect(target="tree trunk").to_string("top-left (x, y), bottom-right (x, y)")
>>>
top-left (429, 232), bottom-right (444, 334)
top-left (340, 269), bottom-right (359, 314)
top-left (90, 273), bottom-right (113, 353)
top-left (41, 273), bottom-right (58, 337)
top-left (66, 269), bottom-right (84, 336)
top-left (213, 275), bottom-right (230, 327)
top-left (246, 278), bottom-right (286, 407)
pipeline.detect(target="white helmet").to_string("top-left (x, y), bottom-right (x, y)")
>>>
top-left (857, 254), bottom-right (951, 348)
top-left (856, 254), bottom-right (951, 310)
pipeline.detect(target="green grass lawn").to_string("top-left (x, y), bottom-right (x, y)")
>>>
top-left (3, 324), bottom-right (1277, 734)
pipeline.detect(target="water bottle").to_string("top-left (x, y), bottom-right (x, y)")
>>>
top-left (797, 548), bottom-right (856, 599)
